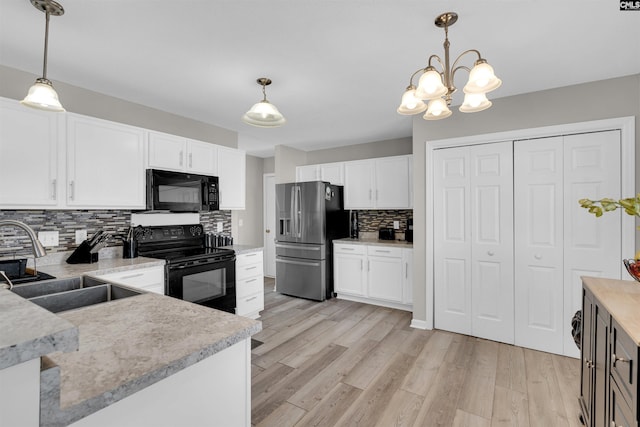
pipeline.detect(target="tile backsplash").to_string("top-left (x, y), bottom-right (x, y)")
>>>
top-left (0, 209), bottom-right (231, 258)
top-left (354, 209), bottom-right (413, 238)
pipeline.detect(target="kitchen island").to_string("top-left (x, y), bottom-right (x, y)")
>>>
top-left (0, 261), bottom-right (261, 427)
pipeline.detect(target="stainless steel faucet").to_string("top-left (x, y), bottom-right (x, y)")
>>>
top-left (0, 220), bottom-right (47, 289)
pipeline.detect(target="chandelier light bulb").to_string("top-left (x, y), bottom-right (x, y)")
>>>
top-left (415, 67), bottom-right (447, 100)
top-left (397, 87), bottom-right (427, 115)
top-left (463, 60), bottom-right (502, 94)
top-left (423, 98), bottom-right (452, 120)
top-left (459, 92), bottom-right (492, 113)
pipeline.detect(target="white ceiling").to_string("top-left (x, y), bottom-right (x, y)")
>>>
top-left (1, 0), bottom-right (639, 158)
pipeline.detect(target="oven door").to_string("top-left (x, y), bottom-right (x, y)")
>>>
top-left (167, 256), bottom-right (236, 313)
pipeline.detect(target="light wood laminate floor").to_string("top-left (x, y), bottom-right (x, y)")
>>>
top-left (251, 277), bottom-right (582, 427)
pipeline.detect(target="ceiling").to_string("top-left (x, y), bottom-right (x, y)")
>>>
top-left (1, 1), bottom-right (639, 158)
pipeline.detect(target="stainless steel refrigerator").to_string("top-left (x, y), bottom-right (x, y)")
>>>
top-left (275, 181), bottom-right (349, 301)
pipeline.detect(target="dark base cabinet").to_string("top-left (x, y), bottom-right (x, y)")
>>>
top-left (580, 277), bottom-right (640, 427)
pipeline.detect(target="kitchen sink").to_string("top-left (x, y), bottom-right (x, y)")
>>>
top-left (13, 278), bottom-right (141, 313)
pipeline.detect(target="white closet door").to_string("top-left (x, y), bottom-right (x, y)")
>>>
top-left (562, 130), bottom-right (621, 357)
top-left (514, 136), bottom-right (565, 354)
top-left (470, 142), bottom-right (514, 344)
top-left (434, 147), bottom-right (472, 335)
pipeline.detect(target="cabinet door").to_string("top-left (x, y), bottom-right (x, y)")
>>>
top-left (470, 142), bottom-right (514, 344)
top-left (375, 156), bottom-right (411, 209)
top-left (0, 98), bottom-right (61, 207)
top-left (368, 249), bottom-right (403, 303)
top-left (186, 139), bottom-right (217, 175)
top-left (217, 146), bottom-right (246, 210)
top-left (334, 252), bottom-right (366, 296)
top-left (148, 131), bottom-right (186, 171)
top-left (403, 249), bottom-right (413, 305)
top-left (296, 165), bottom-right (319, 182)
top-left (66, 114), bottom-right (146, 208)
top-left (320, 163), bottom-right (344, 185)
top-left (344, 160), bottom-right (374, 209)
top-left (579, 289), bottom-right (594, 427)
top-left (514, 136), bottom-right (565, 354)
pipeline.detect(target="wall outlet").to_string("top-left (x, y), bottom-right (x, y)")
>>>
top-left (75, 230), bottom-right (88, 244)
top-left (38, 231), bottom-right (59, 247)
top-left (393, 220), bottom-right (400, 229)
top-left (216, 222), bottom-right (223, 232)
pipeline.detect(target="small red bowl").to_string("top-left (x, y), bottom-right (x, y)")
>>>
top-left (623, 259), bottom-right (640, 282)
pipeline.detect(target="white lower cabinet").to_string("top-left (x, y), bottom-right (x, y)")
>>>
top-left (93, 265), bottom-right (165, 295)
top-left (334, 242), bottom-right (412, 311)
top-left (235, 250), bottom-right (264, 318)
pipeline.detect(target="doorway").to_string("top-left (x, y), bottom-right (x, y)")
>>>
top-left (263, 173), bottom-right (276, 277)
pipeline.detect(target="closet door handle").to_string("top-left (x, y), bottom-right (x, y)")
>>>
top-left (487, 251), bottom-right (494, 256)
top-left (534, 254), bottom-right (542, 260)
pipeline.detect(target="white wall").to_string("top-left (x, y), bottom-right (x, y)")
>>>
top-left (411, 74), bottom-right (640, 325)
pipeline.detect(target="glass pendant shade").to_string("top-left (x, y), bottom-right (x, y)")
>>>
top-left (21, 78), bottom-right (65, 112)
top-left (415, 67), bottom-right (447, 100)
top-left (463, 60), bottom-right (502, 94)
top-left (397, 87), bottom-right (427, 115)
top-left (459, 92), bottom-right (492, 113)
top-left (423, 98), bottom-right (452, 120)
top-left (242, 100), bottom-right (286, 128)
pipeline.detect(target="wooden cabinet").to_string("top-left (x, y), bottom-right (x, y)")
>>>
top-left (333, 241), bottom-right (412, 311)
top-left (66, 114), bottom-right (146, 209)
top-left (235, 250), bottom-right (264, 318)
top-left (93, 265), bottom-right (165, 295)
top-left (580, 277), bottom-right (640, 427)
top-left (217, 146), bottom-right (246, 210)
top-left (0, 98), bottom-right (62, 208)
top-left (344, 156), bottom-right (412, 209)
top-left (148, 131), bottom-right (217, 175)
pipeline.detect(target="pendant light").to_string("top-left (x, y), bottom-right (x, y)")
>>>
top-left (21, 0), bottom-right (65, 112)
top-left (242, 78), bottom-right (286, 128)
top-left (397, 12), bottom-right (501, 120)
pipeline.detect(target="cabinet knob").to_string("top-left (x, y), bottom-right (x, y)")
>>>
top-left (487, 251), bottom-right (495, 256)
top-left (265, 229), bottom-right (271, 233)
top-left (612, 353), bottom-right (629, 367)
top-left (534, 254), bottom-right (542, 260)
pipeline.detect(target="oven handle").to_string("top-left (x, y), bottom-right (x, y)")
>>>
top-left (276, 258), bottom-right (320, 267)
top-left (169, 258), bottom-right (234, 270)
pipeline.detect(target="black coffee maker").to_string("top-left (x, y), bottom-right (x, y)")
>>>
top-left (350, 210), bottom-right (359, 239)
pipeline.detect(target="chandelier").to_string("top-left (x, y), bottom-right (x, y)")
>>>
top-left (397, 12), bottom-right (501, 120)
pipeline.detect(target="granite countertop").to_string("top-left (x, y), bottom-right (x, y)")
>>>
top-left (41, 292), bottom-right (261, 427)
top-left (583, 276), bottom-right (640, 345)
top-left (334, 237), bottom-right (413, 248)
top-left (221, 244), bottom-right (263, 255)
top-left (36, 256), bottom-right (166, 280)
top-left (0, 289), bottom-right (78, 370)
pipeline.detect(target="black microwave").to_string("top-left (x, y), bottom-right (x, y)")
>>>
top-left (146, 169), bottom-right (219, 212)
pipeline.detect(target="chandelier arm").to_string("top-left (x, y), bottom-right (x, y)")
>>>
top-left (450, 65), bottom-right (471, 84)
top-left (427, 54), bottom-right (444, 71)
top-left (450, 49), bottom-right (483, 72)
top-left (409, 68), bottom-right (427, 86)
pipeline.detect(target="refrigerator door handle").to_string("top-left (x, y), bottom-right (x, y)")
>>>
top-left (295, 185), bottom-right (302, 238)
top-left (275, 243), bottom-right (320, 251)
top-left (290, 185), bottom-right (296, 237)
top-left (276, 258), bottom-right (321, 267)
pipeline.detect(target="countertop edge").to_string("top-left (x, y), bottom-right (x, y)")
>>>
top-left (333, 237), bottom-right (413, 248)
top-left (41, 321), bottom-right (262, 427)
top-left (220, 244), bottom-right (263, 255)
top-left (0, 289), bottom-right (79, 370)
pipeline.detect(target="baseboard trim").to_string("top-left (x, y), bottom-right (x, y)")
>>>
top-left (410, 319), bottom-right (431, 330)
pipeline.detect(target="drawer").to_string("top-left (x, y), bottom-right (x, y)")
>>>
top-left (236, 261), bottom-right (263, 281)
top-left (610, 377), bottom-right (635, 427)
top-left (95, 266), bottom-right (165, 289)
top-left (367, 245), bottom-right (402, 258)
top-left (610, 318), bottom-right (638, 409)
top-left (236, 250), bottom-right (263, 267)
top-left (237, 275), bottom-right (263, 298)
top-left (236, 291), bottom-right (264, 316)
top-left (334, 243), bottom-right (365, 255)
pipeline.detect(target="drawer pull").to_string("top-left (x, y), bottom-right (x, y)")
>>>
top-left (245, 278), bottom-right (257, 283)
top-left (245, 266), bottom-right (257, 271)
top-left (341, 247), bottom-right (355, 251)
top-left (375, 250), bottom-right (391, 253)
top-left (246, 296), bottom-right (257, 302)
top-left (612, 354), bottom-right (629, 367)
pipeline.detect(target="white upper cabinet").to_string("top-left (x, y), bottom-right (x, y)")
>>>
top-left (296, 165), bottom-right (320, 182)
top-left (217, 146), bottom-right (246, 210)
top-left (0, 98), bottom-right (63, 208)
top-left (148, 131), bottom-right (217, 175)
top-left (320, 162), bottom-right (344, 185)
top-left (66, 114), bottom-right (146, 209)
top-left (344, 155), bottom-right (412, 209)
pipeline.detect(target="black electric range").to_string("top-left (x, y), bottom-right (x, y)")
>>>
top-left (136, 224), bottom-right (236, 313)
